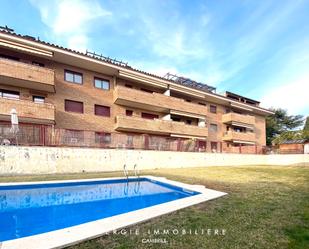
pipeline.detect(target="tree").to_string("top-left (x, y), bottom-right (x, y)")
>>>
top-left (266, 108), bottom-right (304, 145)
top-left (272, 130), bottom-right (303, 145)
top-left (304, 116), bottom-right (309, 131)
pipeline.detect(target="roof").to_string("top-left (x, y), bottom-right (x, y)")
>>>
top-left (280, 139), bottom-right (309, 144)
top-left (0, 28), bottom-right (221, 95)
top-left (164, 72), bottom-right (216, 93)
top-left (225, 91), bottom-right (260, 105)
top-left (0, 27), bottom-right (274, 114)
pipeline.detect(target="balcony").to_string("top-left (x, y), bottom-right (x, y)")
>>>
top-left (114, 86), bottom-right (207, 118)
top-left (222, 113), bottom-right (255, 128)
top-left (0, 58), bottom-right (55, 92)
top-left (0, 98), bottom-right (55, 124)
top-left (222, 131), bottom-right (255, 143)
top-left (115, 115), bottom-right (208, 138)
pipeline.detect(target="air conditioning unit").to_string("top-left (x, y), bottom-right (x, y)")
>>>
top-left (70, 138), bottom-right (78, 143)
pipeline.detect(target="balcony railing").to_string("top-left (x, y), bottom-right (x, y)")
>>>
top-left (0, 98), bottom-right (55, 124)
top-left (222, 113), bottom-right (255, 126)
top-left (114, 86), bottom-right (207, 117)
top-left (115, 115), bottom-right (208, 138)
top-left (222, 131), bottom-right (255, 142)
top-left (0, 58), bottom-right (55, 92)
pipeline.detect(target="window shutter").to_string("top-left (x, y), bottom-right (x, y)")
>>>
top-left (95, 105), bottom-right (110, 117)
top-left (65, 100), bottom-right (83, 113)
top-left (141, 113), bottom-right (159, 120)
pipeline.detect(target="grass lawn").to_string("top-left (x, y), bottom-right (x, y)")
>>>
top-left (1, 166), bottom-right (308, 249)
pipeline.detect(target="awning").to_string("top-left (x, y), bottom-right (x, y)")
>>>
top-left (231, 121), bottom-right (254, 129)
top-left (233, 140), bottom-right (255, 145)
top-left (170, 134), bottom-right (207, 140)
top-left (170, 110), bottom-right (206, 120)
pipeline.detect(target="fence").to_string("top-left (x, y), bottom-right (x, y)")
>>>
top-left (0, 123), bottom-right (266, 154)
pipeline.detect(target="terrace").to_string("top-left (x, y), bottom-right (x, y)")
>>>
top-left (114, 86), bottom-right (207, 118)
top-left (115, 115), bottom-right (208, 138)
top-left (0, 58), bottom-right (55, 92)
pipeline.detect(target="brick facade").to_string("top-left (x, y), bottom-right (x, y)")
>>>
top-left (0, 32), bottom-right (272, 148)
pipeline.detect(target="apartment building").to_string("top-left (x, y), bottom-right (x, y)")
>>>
top-left (0, 28), bottom-right (273, 151)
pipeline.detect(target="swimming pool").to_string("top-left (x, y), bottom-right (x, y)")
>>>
top-left (0, 176), bottom-right (226, 249)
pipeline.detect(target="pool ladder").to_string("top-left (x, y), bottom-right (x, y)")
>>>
top-left (123, 164), bottom-right (140, 179)
top-left (134, 164), bottom-right (140, 179)
top-left (123, 164), bottom-right (129, 179)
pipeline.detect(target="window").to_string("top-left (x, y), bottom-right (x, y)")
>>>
top-left (32, 61), bottom-right (44, 67)
top-left (141, 88), bottom-right (153, 93)
top-left (0, 89), bottom-right (19, 99)
top-left (95, 132), bottom-right (111, 144)
top-left (197, 140), bottom-right (206, 152)
top-left (211, 142), bottom-right (218, 151)
top-left (127, 135), bottom-right (134, 147)
top-left (186, 120), bottom-right (192, 125)
top-left (64, 70), bottom-right (83, 84)
top-left (210, 124), bottom-right (218, 132)
top-left (141, 112), bottom-right (159, 120)
top-left (210, 105), bottom-right (217, 113)
top-left (198, 102), bottom-right (206, 106)
top-left (63, 130), bottom-right (84, 144)
top-left (33, 96), bottom-right (45, 103)
top-left (0, 54), bottom-right (19, 61)
top-left (94, 77), bottom-right (110, 90)
top-left (64, 100), bottom-right (83, 113)
top-left (94, 105), bottom-right (110, 117)
top-left (171, 117), bottom-right (181, 122)
top-left (126, 110), bottom-right (133, 116)
top-left (234, 127), bottom-right (245, 133)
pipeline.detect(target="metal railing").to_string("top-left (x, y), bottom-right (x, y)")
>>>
top-left (0, 123), bottom-right (268, 154)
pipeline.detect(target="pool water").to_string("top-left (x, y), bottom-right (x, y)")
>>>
top-left (0, 178), bottom-right (200, 241)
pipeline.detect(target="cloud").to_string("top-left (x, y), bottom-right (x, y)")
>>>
top-left (27, 0), bottom-right (309, 112)
top-left (260, 74), bottom-right (309, 115)
top-left (30, 0), bottom-right (112, 51)
top-left (203, 0), bottom-right (307, 88)
top-left (67, 34), bottom-right (88, 52)
top-left (122, 2), bottom-right (213, 63)
top-left (129, 60), bottom-right (180, 78)
top-left (149, 29), bottom-right (207, 60)
top-left (121, 0), bottom-right (307, 90)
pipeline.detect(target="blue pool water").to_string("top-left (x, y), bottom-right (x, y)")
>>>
top-left (0, 178), bottom-right (200, 241)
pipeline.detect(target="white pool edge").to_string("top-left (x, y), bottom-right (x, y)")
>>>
top-left (0, 176), bottom-right (227, 249)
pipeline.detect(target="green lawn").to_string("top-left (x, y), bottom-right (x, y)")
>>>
top-left (1, 166), bottom-right (308, 249)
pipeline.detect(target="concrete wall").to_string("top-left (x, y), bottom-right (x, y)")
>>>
top-left (0, 146), bottom-right (308, 175)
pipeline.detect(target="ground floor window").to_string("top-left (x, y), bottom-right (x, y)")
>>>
top-left (127, 135), bottom-right (134, 148)
top-left (63, 130), bottom-right (84, 144)
top-left (95, 132), bottom-right (111, 145)
top-left (197, 140), bottom-right (206, 152)
top-left (211, 141), bottom-right (218, 152)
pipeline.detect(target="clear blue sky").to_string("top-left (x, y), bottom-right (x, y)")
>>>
top-left (0, 0), bottom-right (308, 116)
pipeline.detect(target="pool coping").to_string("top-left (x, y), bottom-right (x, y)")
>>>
top-left (0, 176), bottom-right (227, 249)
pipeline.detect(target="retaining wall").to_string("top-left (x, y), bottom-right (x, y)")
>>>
top-left (0, 146), bottom-right (308, 175)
